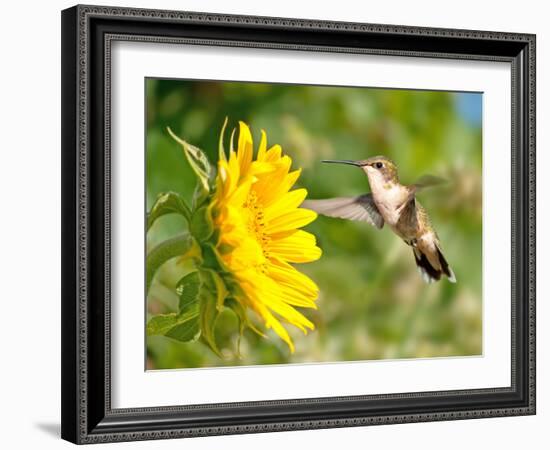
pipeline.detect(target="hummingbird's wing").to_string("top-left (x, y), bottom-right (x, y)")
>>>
top-left (302, 194), bottom-right (384, 229)
top-left (413, 174), bottom-right (447, 190)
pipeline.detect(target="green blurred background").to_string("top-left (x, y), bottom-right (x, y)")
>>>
top-left (146, 78), bottom-right (482, 370)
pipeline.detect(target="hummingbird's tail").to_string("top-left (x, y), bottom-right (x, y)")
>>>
top-left (413, 247), bottom-right (456, 284)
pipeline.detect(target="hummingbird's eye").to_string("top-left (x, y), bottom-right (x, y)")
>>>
top-left (375, 162), bottom-right (384, 169)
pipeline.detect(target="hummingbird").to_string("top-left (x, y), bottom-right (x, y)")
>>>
top-left (303, 157), bottom-right (456, 283)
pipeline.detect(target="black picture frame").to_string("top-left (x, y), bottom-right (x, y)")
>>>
top-left (61, 4), bottom-right (536, 444)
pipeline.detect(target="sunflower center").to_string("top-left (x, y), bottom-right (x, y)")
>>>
top-left (243, 190), bottom-right (271, 262)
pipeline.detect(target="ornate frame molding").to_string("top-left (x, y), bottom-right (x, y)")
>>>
top-left (61, 4), bottom-right (536, 444)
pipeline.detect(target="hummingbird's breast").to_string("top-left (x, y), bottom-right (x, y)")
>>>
top-left (370, 184), bottom-right (411, 229)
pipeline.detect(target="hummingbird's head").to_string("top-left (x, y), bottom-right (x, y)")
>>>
top-left (322, 156), bottom-right (399, 186)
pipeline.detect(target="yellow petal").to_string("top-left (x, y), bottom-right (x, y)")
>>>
top-left (278, 285), bottom-right (317, 308)
top-left (264, 189), bottom-right (308, 221)
top-left (216, 161), bottom-right (228, 197)
top-left (237, 121), bottom-right (253, 176)
top-left (228, 176), bottom-right (253, 206)
top-left (252, 157), bottom-right (292, 201)
top-left (257, 130), bottom-right (267, 161)
top-left (268, 257), bottom-right (320, 296)
top-left (227, 150), bottom-right (240, 188)
top-left (250, 160), bottom-right (276, 176)
top-left (229, 239), bottom-right (265, 269)
top-left (265, 208), bottom-right (317, 234)
top-left (258, 168), bottom-right (302, 207)
top-left (245, 274), bottom-right (315, 334)
top-left (267, 230), bottom-right (322, 263)
top-left (252, 298), bottom-right (295, 352)
top-left (264, 144), bottom-right (282, 162)
top-left (263, 291), bottom-right (315, 332)
top-left (256, 272), bottom-right (317, 308)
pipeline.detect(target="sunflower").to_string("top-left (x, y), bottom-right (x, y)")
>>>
top-left (213, 122), bottom-right (322, 352)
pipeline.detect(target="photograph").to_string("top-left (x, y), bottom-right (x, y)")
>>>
top-left (145, 79), bottom-right (483, 370)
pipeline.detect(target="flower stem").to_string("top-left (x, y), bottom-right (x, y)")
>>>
top-left (146, 233), bottom-right (197, 295)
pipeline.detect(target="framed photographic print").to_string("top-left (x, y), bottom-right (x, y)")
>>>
top-left (61, 4), bottom-right (536, 444)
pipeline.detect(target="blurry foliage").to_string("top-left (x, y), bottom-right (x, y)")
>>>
top-left (146, 78), bottom-right (482, 369)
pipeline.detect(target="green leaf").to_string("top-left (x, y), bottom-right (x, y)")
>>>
top-left (198, 270), bottom-right (229, 356)
top-left (225, 298), bottom-right (263, 357)
top-left (176, 271), bottom-right (200, 314)
top-left (211, 270), bottom-right (228, 311)
top-left (147, 191), bottom-right (191, 231)
top-left (226, 299), bottom-right (246, 358)
top-left (167, 127), bottom-right (212, 192)
top-left (226, 297), bottom-right (265, 339)
top-left (200, 243), bottom-right (226, 271)
top-left (198, 285), bottom-right (220, 356)
top-left (146, 309), bottom-right (200, 343)
top-left (146, 234), bottom-right (198, 295)
top-left (192, 182), bottom-right (210, 209)
top-left (190, 205), bottom-right (214, 242)
top-left (147, 314), bottom-right (179, 336)
top-left (166, 316), bottom-right (200, 342)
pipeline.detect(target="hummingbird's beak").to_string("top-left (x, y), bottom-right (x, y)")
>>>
top-left (321, 159), bottom-right (363, 167)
